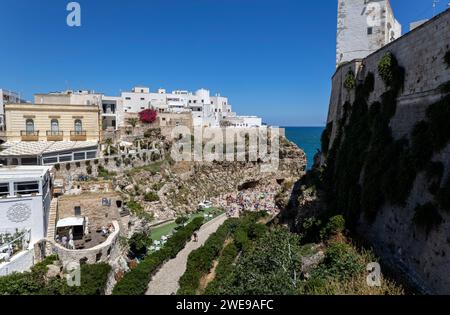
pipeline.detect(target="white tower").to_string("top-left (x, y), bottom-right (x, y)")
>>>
top-left (336, 0), bottom-right (402, 67)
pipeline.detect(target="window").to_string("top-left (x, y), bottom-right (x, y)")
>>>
top-left (74, 206), bottom-right (81, 216)
top-left (51, 119), bottom-right (59, 133)
top-left (74, 152), bottom-right (86, 160)
top-left (0, 183), bottom-right (9, 197)
top-left (74, 119), bottom-right (83, 132)
top-left (367, 27), bottom-right (373, 35)
top-left (14, 181), bottom-right (39, 195)
top-left (140, 98), bottom-right (145, 101)
top-left (125, 97), bottom-right (131, 100)
top-left (26, 119), bottom-right (34, 134)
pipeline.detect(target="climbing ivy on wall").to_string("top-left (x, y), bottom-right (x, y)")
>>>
top-left (322, 50), bottom-right (450, 232)
top-left (344, 71), bottom-right (357, 91)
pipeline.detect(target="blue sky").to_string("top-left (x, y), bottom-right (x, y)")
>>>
top-left (0, 0), bottom-right (447, 126)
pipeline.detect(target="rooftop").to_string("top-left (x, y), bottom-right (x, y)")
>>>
top-left (0, 166), bottom-right (52, 181)
top-left (0, 141), bottom-right (98, 157)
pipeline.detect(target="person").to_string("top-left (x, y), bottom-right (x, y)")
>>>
top-left (193, 232), bottom-right (198, 242)
top-left (68, 238), bottom-right (75, 250)
top-left (61, 235), bottom-right (68, 248)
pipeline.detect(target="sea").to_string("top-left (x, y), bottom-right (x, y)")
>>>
top-left (284, 127), bottom-right (324, 170)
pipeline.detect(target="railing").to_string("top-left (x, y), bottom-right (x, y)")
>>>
top-left (70, 130), bottom-right (87, 136)
top-left (20, 130), bottom-right (39, 141)
top-left (20, 130), bottom-right (39, 136)
top-left (46, 130), bottom-right (63, 136)
top-left (0, 229), bottom-right (31, 263)
top-left (70, 130), bottom-right (87, 141)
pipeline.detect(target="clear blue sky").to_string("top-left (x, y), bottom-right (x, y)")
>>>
top-left (0, 0), bottom-right (447, 126)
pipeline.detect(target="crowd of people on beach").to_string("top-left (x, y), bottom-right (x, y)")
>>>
top-left (214, 182), bottom-right (280, 217)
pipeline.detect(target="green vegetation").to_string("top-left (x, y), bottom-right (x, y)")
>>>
top-left (178, 212), bottom-right (267, 295)
top-left (344, 71), bottom-right (356, 91)
top-left (97, 165), bottom-right (116, 180)
top-left (112, 217), bottom-right (204, 295)
top-left (127, 160), bottom-right (164, 176)
top-left (144, 191), bottom-right (160, 202)
top-left (0, 256), bottom-right (111, 295)
top-left (321, 51), bottom-right (450, 231)
top-left (127, 199), bottom-right (154, 222)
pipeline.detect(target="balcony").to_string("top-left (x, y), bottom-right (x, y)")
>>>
top-left (20, 131), bottom-right (39, 141)
top-left (70, 130), bottom-right (87, 141)
top-left (46, 130), bottom-right (64, 141)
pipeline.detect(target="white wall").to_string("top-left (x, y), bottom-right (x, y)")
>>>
top-left (0, 249), bottom-right (34, 276)
top-left (336, 0), bottom-right (402, 66)
top-left (0, 196), bottom-right (46, 246)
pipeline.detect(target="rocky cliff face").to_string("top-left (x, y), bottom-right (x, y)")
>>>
top-left (120, 138), bottom-right (306, 222)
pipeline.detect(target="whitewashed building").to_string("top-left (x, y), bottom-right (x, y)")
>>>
top-left (336, 0), bottom-right (401, 66)
top-left (121, 86), bottom-right (261, 128)
top-left (0, 166), bottom-right (52, 275)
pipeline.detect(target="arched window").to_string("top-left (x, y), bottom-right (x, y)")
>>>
top-left (26, 119), bottom-right (34, 134)
top-left (51, 119), bottom-right (59, 133)
top-left (74, 119), bottom-right (83, 133)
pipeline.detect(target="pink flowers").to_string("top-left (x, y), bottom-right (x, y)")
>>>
top-left (139, 109), bottom-right (158, 124)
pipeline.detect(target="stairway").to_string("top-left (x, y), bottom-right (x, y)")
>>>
top-left (46, 198), bottom-right (58, 241)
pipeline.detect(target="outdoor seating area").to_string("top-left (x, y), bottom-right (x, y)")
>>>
top-left (55, 217), bottom-right (115, 250)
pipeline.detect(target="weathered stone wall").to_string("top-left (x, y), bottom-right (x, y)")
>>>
top-left (57, 192), bottom-right (122, 229)
top-left (326, 9), bottom-right (450, 294)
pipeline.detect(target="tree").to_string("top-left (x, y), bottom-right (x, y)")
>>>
top-left (127, 117), bottom-right (139, 128)
top-left (139, 109), bottom-right (158, 124)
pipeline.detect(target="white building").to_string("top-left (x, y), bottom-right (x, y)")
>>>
top-left (0, 89), bottom-right (26, 132)
top-left (121, 86), bottom-right (260, 128)
top-left (0, 166), bottom-right (52, 275)
top-left (336, 0), bottom-right (401, 66)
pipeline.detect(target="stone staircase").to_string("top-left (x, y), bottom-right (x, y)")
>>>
top-left (46, 198), bottom-right (58, 241)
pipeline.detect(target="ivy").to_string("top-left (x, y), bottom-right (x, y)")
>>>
top-left (344, 71), bottom-right (356, 91)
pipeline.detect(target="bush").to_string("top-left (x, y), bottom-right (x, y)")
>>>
top-left (86, 165), bottom-right (92, 175)
top-left (0, 256), bottom-right (110, 295)
top-left (144, 191), bottom-right (160, 202)
top-left (54, 164), bottom-right (60, 171)
top-left (344, 71), bottom-right (356, 91)
top-left (76, 162), bottom-right (81, 168)
top-left (175, 216), bottom-right (189, 225)
top-left (129, 232), bottom-right (152, 258)
top-left (413, 203), bottom-right (443, 235)
top-left (66, 163), bottom-right (71, 171)
top-left (113, 217), bottom-right (204, 295)
top-left (177, 219), bottom-right (239, 295)
top-left (320, 215), bottom-right (345, 240)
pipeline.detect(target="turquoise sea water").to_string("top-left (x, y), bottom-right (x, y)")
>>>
top-left (284, 127), bottom-right (324, 170)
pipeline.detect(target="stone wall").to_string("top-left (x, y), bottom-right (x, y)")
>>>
top-left (57, 192), bottom-right (122, 229)
top-left (326, 9), bottom-right (450, 294)
top-left (50, 221), bottom-right (120, 265)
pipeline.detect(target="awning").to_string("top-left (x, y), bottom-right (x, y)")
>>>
top-left (56, 217), bottom-right (85, 228)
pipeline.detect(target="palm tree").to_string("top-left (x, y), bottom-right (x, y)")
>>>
top-left (127, 117), bottom-right (139, 128)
